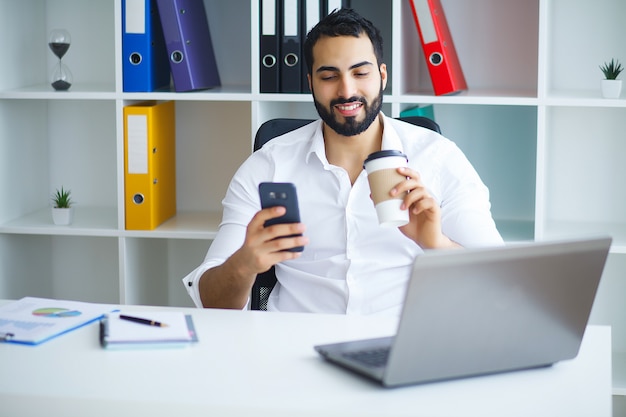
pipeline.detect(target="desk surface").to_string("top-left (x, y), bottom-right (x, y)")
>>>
top-left (0, 305), bottom-right (612, 417)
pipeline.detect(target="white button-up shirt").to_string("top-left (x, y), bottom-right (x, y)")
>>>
top-left (183, 115), bottom-right (503, 315)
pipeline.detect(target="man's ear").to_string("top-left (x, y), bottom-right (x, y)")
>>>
top-left (380, 63), bottom-right (388, 90)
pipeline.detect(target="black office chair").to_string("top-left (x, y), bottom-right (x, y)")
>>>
top-left (250, 116), bottom-right (442, 310)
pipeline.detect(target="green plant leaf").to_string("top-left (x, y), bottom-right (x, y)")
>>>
top-left (51, 186), bottom-right (73, 208)
top-left (599, 58), bottom-right (624, 80)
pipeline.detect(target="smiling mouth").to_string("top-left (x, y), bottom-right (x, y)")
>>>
top-left (334, 102), bottom-right (363, 115)
top-left (336, 102), bottom-right (361, 110)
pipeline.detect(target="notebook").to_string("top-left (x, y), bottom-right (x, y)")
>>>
top-left (314, 236), bottom-right (611, 387)
top-left (100, 311), bottom-right (198, 349)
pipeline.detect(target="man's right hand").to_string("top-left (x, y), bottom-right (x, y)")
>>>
top-left (237, 206), bottom-right (308, 277)
top-left (198, 207), bottom-right (307, 309)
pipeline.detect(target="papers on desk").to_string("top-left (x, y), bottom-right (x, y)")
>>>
top-left (0, 297), bottom-right (114, 345)
top-left (100, 311), bottom-right (198, 349)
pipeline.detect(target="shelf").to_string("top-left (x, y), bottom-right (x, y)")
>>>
top-left (4, 87), bottom-right (612, 107)
top-left (0, 208), bottom-right (222, 241)
top-left (0, 83), bottom-right (117, 99)
top-left (541, 221), bottom-right (626, 253)
top-left (546, 90), bottom-right (626, 107)
top-left (0, 85), bottom-right (254, 101)
top-left (5, 213), bottom-right (608, 252)
top-left (0, 207), bottom-right (118, 237)
top-left (398, 89), bottom-right (539, 106)
top-left (123, 85), bottom-right (254, 102)
top-left (122, 211), bottom-right (222, 240)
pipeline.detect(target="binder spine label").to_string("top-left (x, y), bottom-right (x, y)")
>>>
top-left (412, 0), bottom-right (436, 44)
top-left (127, 115), bottom-right (149, 174)
top-left (125, 0), bottom-right (146, 34)
top-left (262, 0), bottom-right (277, 36)
top-left (283, 0), bottom-right (298, 37)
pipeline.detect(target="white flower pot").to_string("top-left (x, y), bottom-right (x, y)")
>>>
top-left (601, 79), bottom-right (622, 99)
top-left (52, 207), bottom-right (74, 225)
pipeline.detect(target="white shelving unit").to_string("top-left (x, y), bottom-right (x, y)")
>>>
top-left (0, 0), bottom-right (624, 400)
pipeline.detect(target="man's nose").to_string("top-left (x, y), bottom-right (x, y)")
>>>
top-left (337, 76), bottom-right (357, 98)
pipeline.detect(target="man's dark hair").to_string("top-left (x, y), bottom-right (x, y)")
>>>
top-left (303, 8), bottom-right (384, 77)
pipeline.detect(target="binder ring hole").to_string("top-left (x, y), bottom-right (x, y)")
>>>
top-left (284, 53), bottom-right (298, 67)
top-left (429, 52), bottom-right (443, 66)
top-left (262, 54), bottom-right (277, 68)
top-left (171, 50), bottom-right (184, 64)
top-left (129, 52), bottom-right (142, 65)
top-left (132, 193), bottom-right (145, 205)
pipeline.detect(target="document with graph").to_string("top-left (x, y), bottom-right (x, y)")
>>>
top-left (0, 297), bottom-right (114, 345)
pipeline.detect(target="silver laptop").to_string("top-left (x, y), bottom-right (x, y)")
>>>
top-left (314, 236), bottom-right (611, 387)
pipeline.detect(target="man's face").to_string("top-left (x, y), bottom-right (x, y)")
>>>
top-left (309, 34), bottom-right (387, 137)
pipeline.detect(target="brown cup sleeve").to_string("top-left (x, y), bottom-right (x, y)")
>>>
top-left (367, 168), bottom-right (406, 204)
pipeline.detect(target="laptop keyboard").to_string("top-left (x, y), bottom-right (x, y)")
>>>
top-left (342, 347), bottom-right (390, 368)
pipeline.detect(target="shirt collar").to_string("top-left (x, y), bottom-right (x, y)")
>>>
top-left (379, 114), bottom-right (405, 153)
top-left (306, 120), bottom-right (326, 165)
top-left (307, 113), bottom-right (405, 166)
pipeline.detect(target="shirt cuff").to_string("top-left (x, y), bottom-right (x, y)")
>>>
top-left (182, 263), bottom-right (252, 310)
top-left (181, 265), bottom-right (210, 308)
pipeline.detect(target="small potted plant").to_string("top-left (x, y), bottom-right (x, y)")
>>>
top-left (51, 186), bottom-right (74, 225)
top-left (599, 58), bottom-right (623, 98)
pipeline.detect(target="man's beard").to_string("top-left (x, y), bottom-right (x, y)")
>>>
top-left (313, 83), bottom-right (384, 137)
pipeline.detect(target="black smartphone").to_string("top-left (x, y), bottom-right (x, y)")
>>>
top-left (258, 182), bottom-right (304, 252)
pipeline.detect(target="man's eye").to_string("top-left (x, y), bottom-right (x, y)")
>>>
top-left (320, 74), bottom-right (337, 81)
top-left (355, 72), bottom-right (369, 77)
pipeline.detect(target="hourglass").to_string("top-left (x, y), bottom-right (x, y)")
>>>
top-left (49, 29), bottom-right (73, 91)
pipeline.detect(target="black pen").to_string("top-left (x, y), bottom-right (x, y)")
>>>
top-left (119, 314), bottom-right (168, 327)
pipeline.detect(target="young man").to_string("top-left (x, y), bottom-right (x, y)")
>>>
top-left (183, 9), bottom-right (502, 315)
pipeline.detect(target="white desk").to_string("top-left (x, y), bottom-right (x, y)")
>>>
top-left (0, 305), bottom-right (612, 417)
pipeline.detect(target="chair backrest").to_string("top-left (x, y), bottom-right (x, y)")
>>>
top-left (250, 116), bottom-right (442, 310)
top-left (254, 118), bottom-right (315, 151)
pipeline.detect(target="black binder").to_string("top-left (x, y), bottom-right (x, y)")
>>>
top-left (280, 0), bottom-right (302, 93)
top-left (260, 0), bottom-right (281, 93)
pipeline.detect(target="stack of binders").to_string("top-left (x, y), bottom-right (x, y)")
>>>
top-left (122, 0), bottom-right (221, 92)
top-left (260, 0), bottom-right (350, 94)
top-left (408, 0), bottom-right (467, 96)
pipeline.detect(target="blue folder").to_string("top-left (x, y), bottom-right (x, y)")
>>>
top-left (122, 0), bottom-right (170, 92)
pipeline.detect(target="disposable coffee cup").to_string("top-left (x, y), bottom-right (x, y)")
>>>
top-left (363, 150), bottom-right (409, 227)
